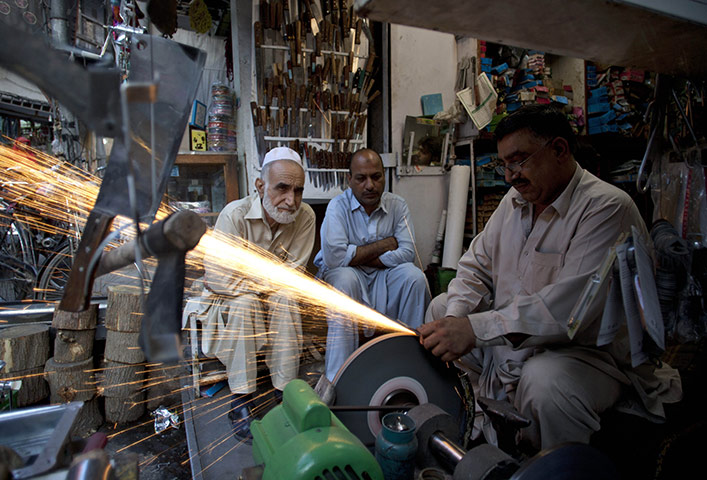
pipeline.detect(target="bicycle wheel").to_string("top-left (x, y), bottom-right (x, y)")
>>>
top-left (0, 213), bottom-right (36, 301)
top-left (36, 243), bottom-right (74, 302)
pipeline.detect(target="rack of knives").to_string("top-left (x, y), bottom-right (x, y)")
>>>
top-left (250, 0), bottom-right (379, 191)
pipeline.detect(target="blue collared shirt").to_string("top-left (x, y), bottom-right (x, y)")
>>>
top-left (314, 189), bottom-right (417, 274)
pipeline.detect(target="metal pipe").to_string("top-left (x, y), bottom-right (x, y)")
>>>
top-left (329, 405), bottom-right (412, 412)
top-left (429, 432), bottom-right (465, 470)
top-left (49, 0), bottom-right (70, 46)
top-left (0, 301), bottom-right (106, 319)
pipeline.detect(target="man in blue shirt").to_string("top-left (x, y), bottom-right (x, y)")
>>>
top-left (314, 148), bottom-right (430, 380)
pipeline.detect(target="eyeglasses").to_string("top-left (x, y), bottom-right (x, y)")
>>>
top-left (494, 138), bottom-right (554, 177)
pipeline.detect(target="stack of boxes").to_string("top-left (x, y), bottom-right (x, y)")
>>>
top-left (468, 192), bottom-right (506, 234)
top-left (470, 153), bottom-right (506, 235)
top-left (586, 63), bottom-right (652, 136)
top-left (470, 43), bottom-right (589, 235)
top-left (480, 48), bottom-right (582, 130)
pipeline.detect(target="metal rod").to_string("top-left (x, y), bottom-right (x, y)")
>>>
top-left (330, 405), bottom-right (413, 412)
top-left (0, 301), bottom-right (106, 319)
top-left (429, 432), bottom-right (466, 469)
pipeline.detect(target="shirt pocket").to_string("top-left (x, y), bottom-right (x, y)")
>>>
top-left (523, 250), bottom-right (564, 294)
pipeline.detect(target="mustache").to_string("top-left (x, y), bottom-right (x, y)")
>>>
top-left (511, 178), bottom-right (529, 187)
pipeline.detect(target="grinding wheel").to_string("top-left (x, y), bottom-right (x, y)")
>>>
top-left (332, 332), bottom-right (465, 446)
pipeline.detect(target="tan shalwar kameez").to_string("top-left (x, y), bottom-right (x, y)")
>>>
top-left (197, 192), bottom-right (315, 394)
top-left (426, 165), bottom-right (682, 450)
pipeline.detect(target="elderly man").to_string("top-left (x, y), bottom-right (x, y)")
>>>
top-left (419, 105), bottom-right (681, 452)
top-left (199, 146), bottom-right (315, 442)
top-left (315, 148), bottom-right (430, 381)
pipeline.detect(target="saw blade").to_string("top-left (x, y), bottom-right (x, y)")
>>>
top-left (332, 332), bottom-right (465, 447)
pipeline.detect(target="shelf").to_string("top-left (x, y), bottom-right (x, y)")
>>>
top-left (175, 152), bottom-right (239, 203)
top-left (259, 44), bottom-right (369, 59)
top-left (263, 136), bottom-right (364, 143)
top-left (176, 152), bottom-right (237, 165)
top-left (258, 105), bottom-right (358, 115)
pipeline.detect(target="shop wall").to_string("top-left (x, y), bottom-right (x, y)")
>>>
top-left (389, 25), bottom-right (463, 269)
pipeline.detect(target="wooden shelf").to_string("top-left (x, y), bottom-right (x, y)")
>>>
top-left (176, 151), bottom-right (237, 164)
top-left (176, 152), bottom-right (239, 203)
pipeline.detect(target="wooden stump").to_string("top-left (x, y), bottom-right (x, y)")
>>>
top-left (54, 329), bottom-right (95, 363)
top-left (44, 356), bottom-right (96, 403)
top-left (52, 305), bottom-right (98, 330)
top-left (104, 330), bottom-right (145, 364)
top-left (100, 360), bottom-right (145, 398)
top-left (71, 397), bottom-right (104, 437)
top-left (0, 324), bottom-right (49, 370)
top-left (0, 365), bottom-right (48, 406)
top-left (105, 392), bottom-right (145, 424)
top-left (145, 363), bottom-right (186, 410)
top-left (105, 285), bottom-right (144, 332)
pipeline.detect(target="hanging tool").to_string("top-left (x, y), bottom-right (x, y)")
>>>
top-left (59, 34), bottom-right (206, 313)
top-left (94, 210), bottom-right (207, 362)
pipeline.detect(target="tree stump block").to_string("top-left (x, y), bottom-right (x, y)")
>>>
top-left (54, 329), bottom-right (95, 364)
top-left (105, 285), bottom-right (144, 332)
top-left (0, 365), bottom-right (48, 406)
top-left (100, 360), bottom-right (145, 398)
top-left (104, 330), bottom-right (145, 364)
top-left (52, 305), bottom-right (98, 330)
top-left (145, 363), bottom-right (186, 410)
top-left (71, 397), bottom-right (104, 437)
top-left (0, 324), bottom-right (49, 371)
top-left (105, 392), bottom-right (145, 424)
top-left (44, 357), bottom-right (96, 403)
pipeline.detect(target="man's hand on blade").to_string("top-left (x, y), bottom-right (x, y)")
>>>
top-left (417, 316), bottom-right (476, 362)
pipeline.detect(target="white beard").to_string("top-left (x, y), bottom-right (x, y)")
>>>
top-left (263, 194), bottom-right (298, 224)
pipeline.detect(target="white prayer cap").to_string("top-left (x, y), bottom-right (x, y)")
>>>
top-left (262, 146), bottom-right (303, 169)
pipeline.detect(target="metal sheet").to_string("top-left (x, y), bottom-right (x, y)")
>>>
top-left (95, 34), bottom-right (207, 220)
top-left (0, 401), bottom-right (82, 478)
top-left (332, 332), bottom-right (465, 447)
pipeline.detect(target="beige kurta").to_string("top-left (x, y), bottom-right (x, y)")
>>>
top-left (431, 164), bottom-right (681, 448)
top-left (197, 192), bottom-right (315, 394)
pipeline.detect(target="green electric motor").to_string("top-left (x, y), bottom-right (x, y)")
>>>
top-left (251, 379), bottom-right (384, 480)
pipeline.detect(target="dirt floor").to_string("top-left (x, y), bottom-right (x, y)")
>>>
top-left (97, 335), bottom-right (327, 480)
top-left (100, 411), bottom-right (192, 480)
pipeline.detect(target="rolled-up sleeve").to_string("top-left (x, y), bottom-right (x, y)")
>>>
top-left (468, 197), bottom-right (644, 348)
top-left (320, 199), bottom-right (357, 269)
top-left (445, 205), bottom-right (498, 318)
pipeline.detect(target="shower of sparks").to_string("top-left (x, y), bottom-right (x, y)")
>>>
top-left (0, 141), bottom-right (416, 463)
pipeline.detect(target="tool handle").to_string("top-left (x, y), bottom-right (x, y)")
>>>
top-left (60, 212), bottom-right (115, 312)
top-left (254, 21), bottom-right (263, 47)
top-left (95, 210), bottom-right (207, 278)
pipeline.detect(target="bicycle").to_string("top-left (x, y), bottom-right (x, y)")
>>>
top-left (0, 198), bottom-right (81, 303)
top-left (0, 202), bottom-right (36, 302)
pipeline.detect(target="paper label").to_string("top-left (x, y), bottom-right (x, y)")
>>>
top-left (456, 73), bottom-right (498, 130)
